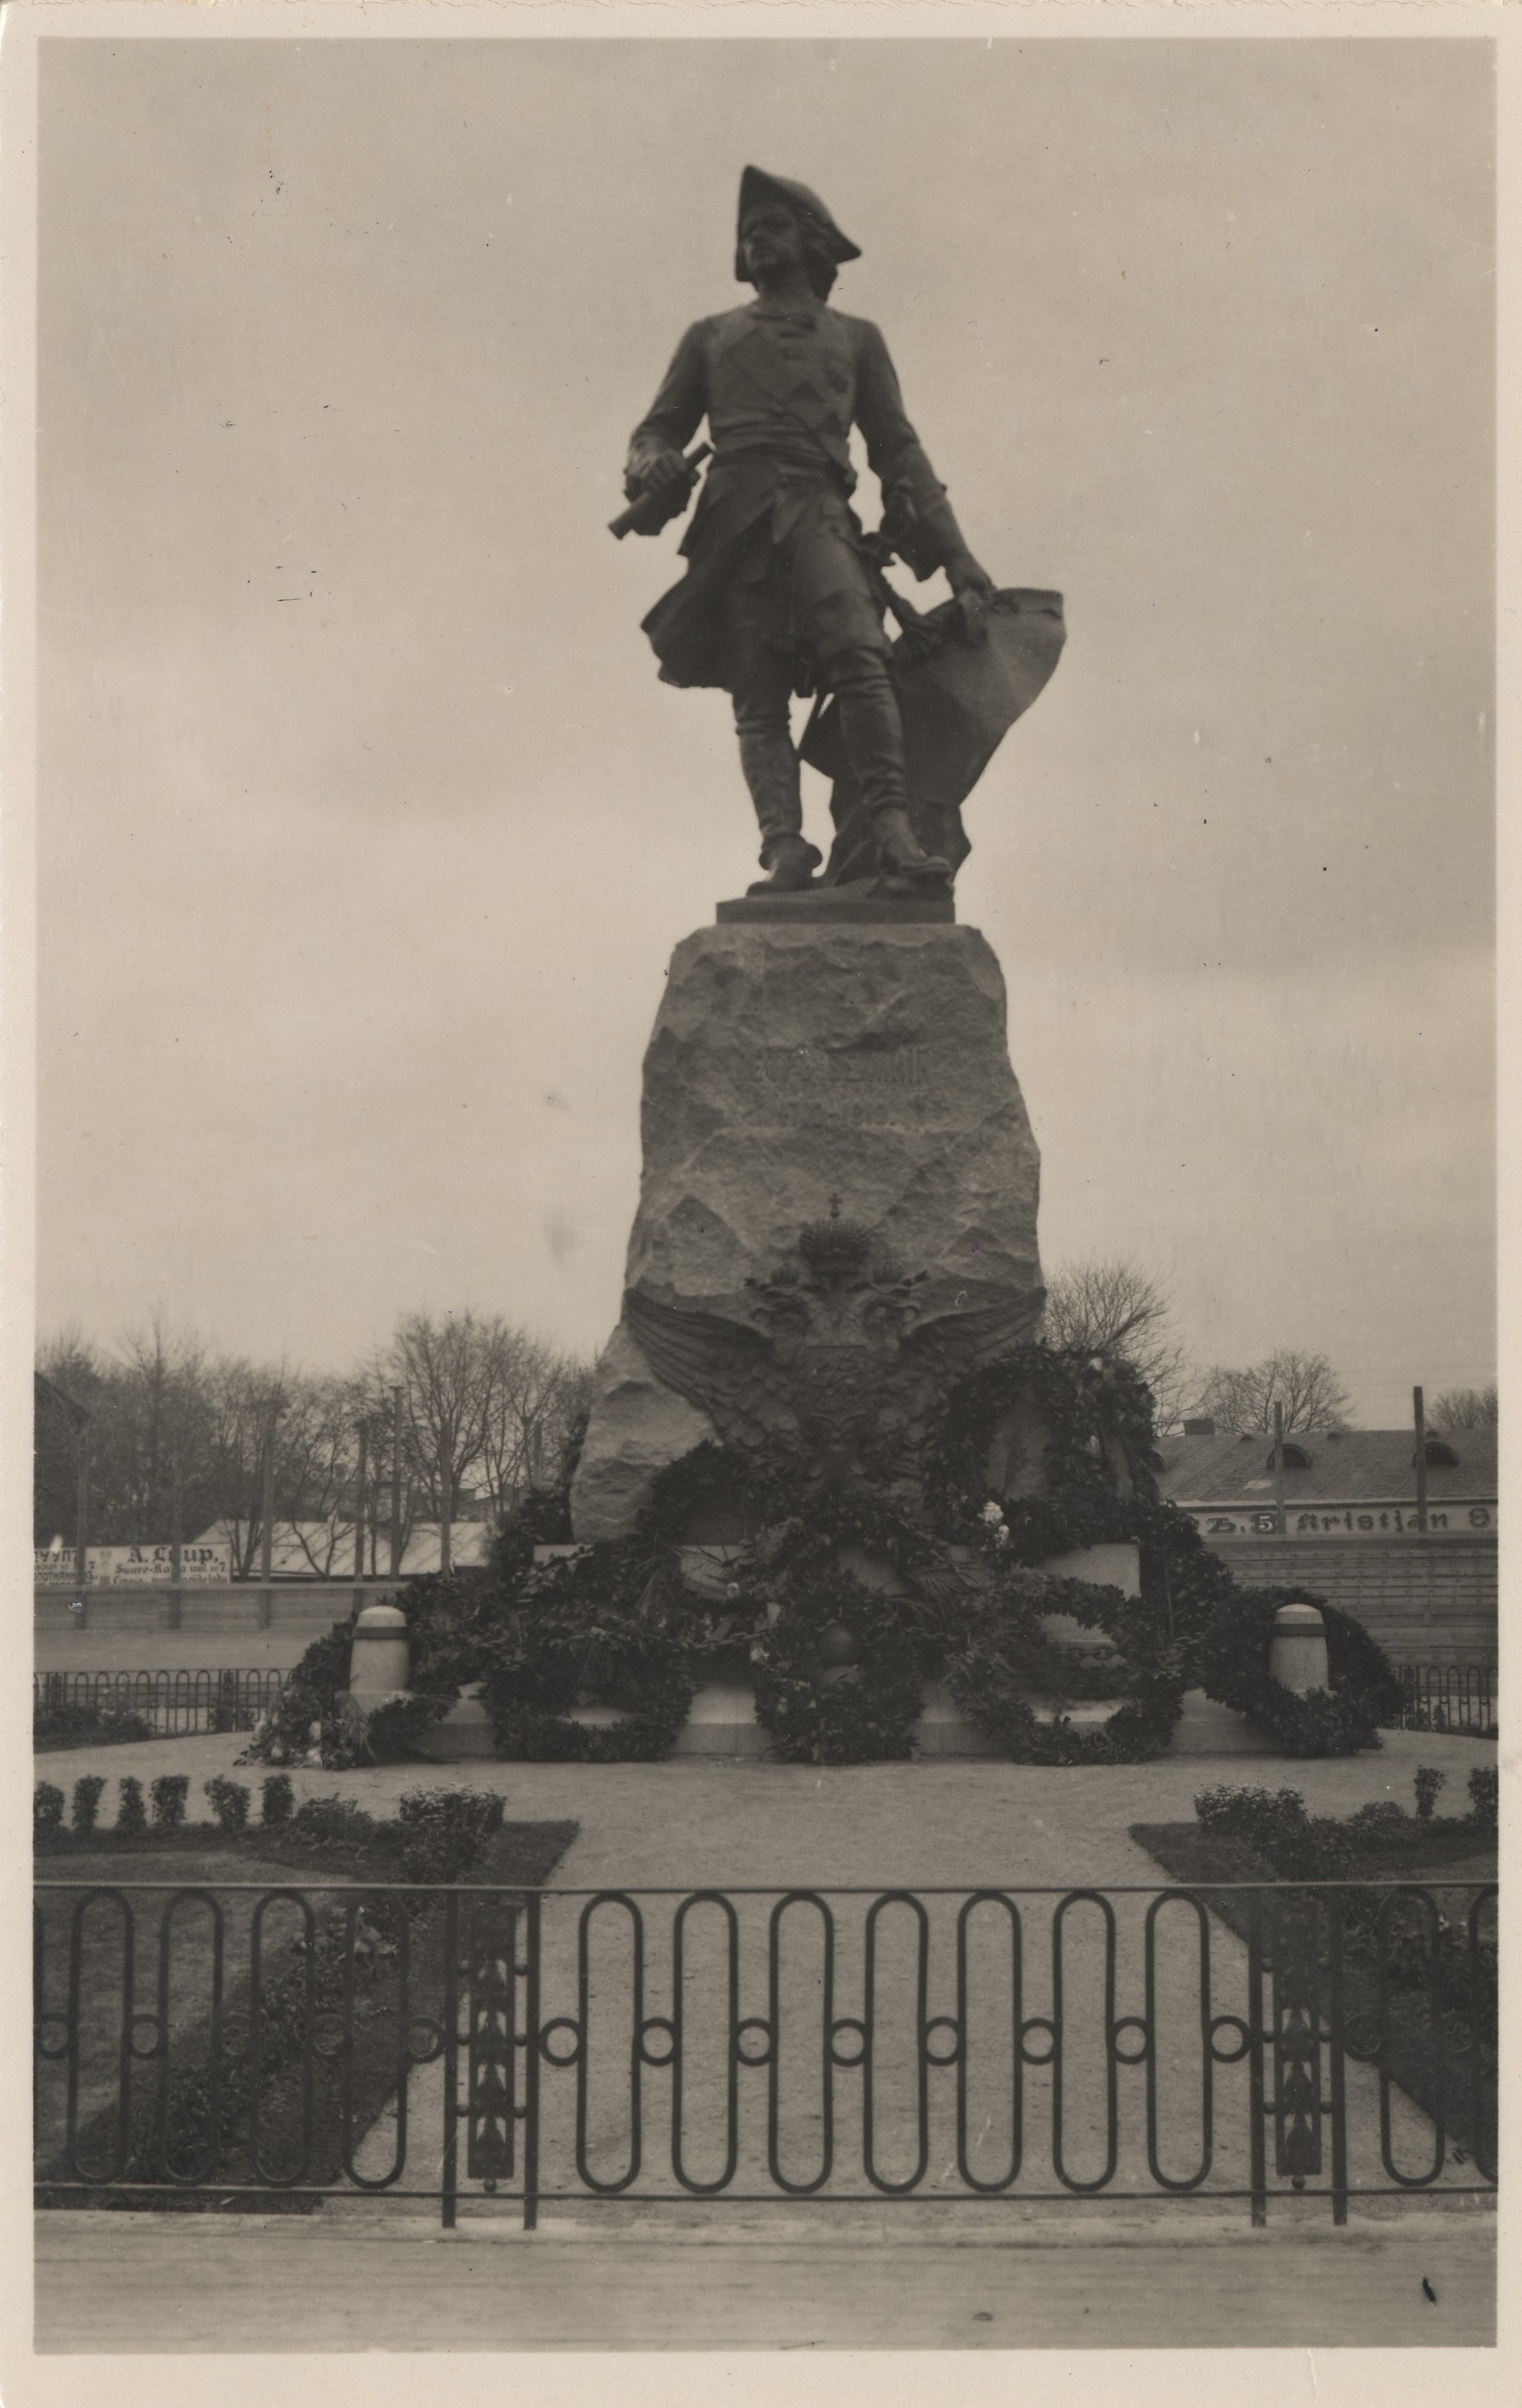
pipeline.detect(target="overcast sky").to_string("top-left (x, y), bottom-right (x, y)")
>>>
top-left (35, 31), bottom-right (1495, 1422)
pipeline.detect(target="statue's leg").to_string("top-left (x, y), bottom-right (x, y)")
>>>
top-left (821, 643), bottom-right (951, 888)
top-left (725, 601), bottom-right (822, 891)
top-left (793, 509), bottom-right (951, 888)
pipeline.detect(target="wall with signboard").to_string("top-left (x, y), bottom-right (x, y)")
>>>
top-left (1195, 1533), bottom-right (1496, 1666)
top-left (33, 1544), bottom-right (231, 1589)
top-left (1180, 1500), bottom-right (1495, 1543)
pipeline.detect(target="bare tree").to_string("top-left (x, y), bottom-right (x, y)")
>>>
top-left (475, 1327), bottom-right (594, 1512)
top-left (277, 1375), bottom-right (372, 1576)
top-left (378, 1308), bottom-right (593, 1545)
top-left (386, 1309), bottom-right (506, 1532)
top-left (110, 1322), bottom-right (218, 1543)
top-left (38, 1309), bottom-right (594, 1573)
top-left (1039, 1260), bottom-right (1194, 1432)
top-left (36, 1321), bottom-right (222, 1549)
top-left (34, 1331), bottom-right (106, 1544)
top-left (347, 1368), bottom-right (423, 1572)
top-left (200, 1358), bottom-right (292, 1577)
top-left (1197, 1349), bottom-right (1352, 1436)
top-left (1429, 1385), bottom-right (1498, 1429)
top-left (199, 1356), bottom-right (355, 1577)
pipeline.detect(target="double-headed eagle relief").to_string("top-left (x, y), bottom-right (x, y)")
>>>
top-left (625, 1202), bottom-right (1036, 1488)
top-left (614, 167), bottom-right (1065, 901)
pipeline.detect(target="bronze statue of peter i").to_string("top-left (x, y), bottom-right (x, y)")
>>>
top-left (623, 166), bottom-right (996, 896)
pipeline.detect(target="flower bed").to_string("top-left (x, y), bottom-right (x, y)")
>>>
top-left (34, 1785), bottom-right (577, 2213)
top-left (1130, 1771), bottom-right (1498, 2168)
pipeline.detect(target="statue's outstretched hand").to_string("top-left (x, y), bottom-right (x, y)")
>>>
top-left (946, 549), bottom-right (996, 600)
top-left (946, 549), bottom-right (996, 643)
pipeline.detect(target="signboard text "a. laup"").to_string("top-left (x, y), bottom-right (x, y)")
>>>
top-left (33, 1543), bottom-right (232, 1589)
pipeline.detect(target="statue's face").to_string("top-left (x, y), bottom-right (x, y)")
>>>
top-left (740, 201), bottom-right (808, 281)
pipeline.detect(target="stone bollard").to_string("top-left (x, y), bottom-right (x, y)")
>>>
top-left (347, 1602), bottom-right (410, 1706)
top-left (1269, 1601), bottom-right (1330, 1696)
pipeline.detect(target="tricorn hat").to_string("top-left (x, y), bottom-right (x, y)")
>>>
top-left (735, 165), bottom-right (862, 293)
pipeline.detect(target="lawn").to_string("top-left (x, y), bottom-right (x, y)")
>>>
top-left (35, 1811), bottom-right (578, 2210)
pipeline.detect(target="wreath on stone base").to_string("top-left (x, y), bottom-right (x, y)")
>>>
top-left (476, 1600), bottom-right (695, 1763)
top-left (1198, 1589), bottom-right (1406, 1757)
top-left (238, 1573), bottom-right (480, 1770)
top-left (936, 1557), bottom-right (1188, 1766)
top-left (748, 1564), bottom-right (928, 1765)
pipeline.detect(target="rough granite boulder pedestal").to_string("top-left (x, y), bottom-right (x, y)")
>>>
top-left (571, 920), bottom-right (1045, 1540)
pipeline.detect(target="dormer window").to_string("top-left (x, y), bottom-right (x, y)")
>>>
top-left (1267, 1442), bottom-right (1313, 1472)
top-left (1418, 1440), bottom-right (1459, 1469)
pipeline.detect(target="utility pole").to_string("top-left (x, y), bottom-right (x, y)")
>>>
top-left (353, 1419), bottom-right (369, 1583)
top-left (73, 1415), bottom-right (92, 1626)
top-left (1272, 1400), bottom-right (1286, 1539)
top-left (1413, 1384), bottom-right (1429, 1535)
top-left (168, 1452), bottom-right (183, 1633)
top-left (258, 1406), bottom-right (278, 1631)
top-left (438, 1432), bottom-right (453, 1575)
top-left (389, 1384), bottom-right (404, 1578)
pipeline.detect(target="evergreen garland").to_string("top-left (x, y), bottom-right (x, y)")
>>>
top-left (1198, 1589), bottom-right (1407, 1757)
top-left (938, 1560), bottom-right (1187, 1765)
top-left (748, 1572), bottom-right (928, 1763)
top-left (233, 1346), bottom-right (1404, 1771)
top-left (475, 1595), bottom-right (695, 1763)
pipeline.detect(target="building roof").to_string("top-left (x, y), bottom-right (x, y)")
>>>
top-left (190, 1519), bottom-right (490, 1576)
top-left (1156, 1426), bottom-right (1497, 1505)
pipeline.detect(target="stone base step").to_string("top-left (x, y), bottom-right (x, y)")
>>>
top-left (671, 1682), bottom-right (769, 1758)
top-left (1169, 1689), bottom-right (1279, 1757)
top-left (916, 1680), bottom-right (1002, 1757)
top-left (408, 1680), bottom-right (1282, 1764)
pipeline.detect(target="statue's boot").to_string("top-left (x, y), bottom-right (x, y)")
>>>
top-left (748, 833), bottom-right (823, 894)
top-left (822, 644), bottom-right (952, 891)
top-left (737, 723), bottom-right (820, 893)
top-left (871, 805), bottom-right (953, 888)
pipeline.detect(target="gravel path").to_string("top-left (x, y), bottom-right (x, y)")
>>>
top-left (33, 1723), bottom-right (1499, 1889)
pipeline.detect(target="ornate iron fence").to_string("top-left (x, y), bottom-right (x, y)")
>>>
top-left (1389, 1665), bottom-right (1498, 1737)
top-left (33, 1669), bottom-right (288, 1739)
top-left (34, 1880), bottom-right (1496, 2228)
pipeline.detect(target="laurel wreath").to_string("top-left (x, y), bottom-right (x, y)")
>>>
top-left (1198, 1589), bottom-right (1406, 1759)
top-left (476, 1603), bottom-right (696, 1764)
top-left (747, 1563), bottom-right (928, 1765)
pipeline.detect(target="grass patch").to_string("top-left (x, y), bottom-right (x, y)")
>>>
top-left (36, 1817), bottom-right (575, 1885)
top-left (36, 1812), bottom-right (577, 2212)
top-left (1130, 1820), bottom-right (1497, 2173)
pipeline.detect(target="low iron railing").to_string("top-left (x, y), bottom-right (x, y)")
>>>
top-left (33, 1669), bottom-right (288, 1740)
top-left (1389, 1665), bottom-right (1498, 1737)
top-left (34, 1880), bottom-right (1496, 2230)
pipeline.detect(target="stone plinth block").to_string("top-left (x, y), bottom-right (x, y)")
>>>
top-left (1269, 1601), bottom-right (1331, 1696)
top-left (571, 922), bottom-right (1044, 1541)
top-left (347, 1603), bottom-right (409, 1706)
top-left (671, 1682), bottom-right (770, 1758)
top-left (415, 1683), bottom-right (496, 1762)
top-left (914, 1680), bottom-right (1002, 1758)
top-left (1168, 1691), bottom-right (1280, 1757)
